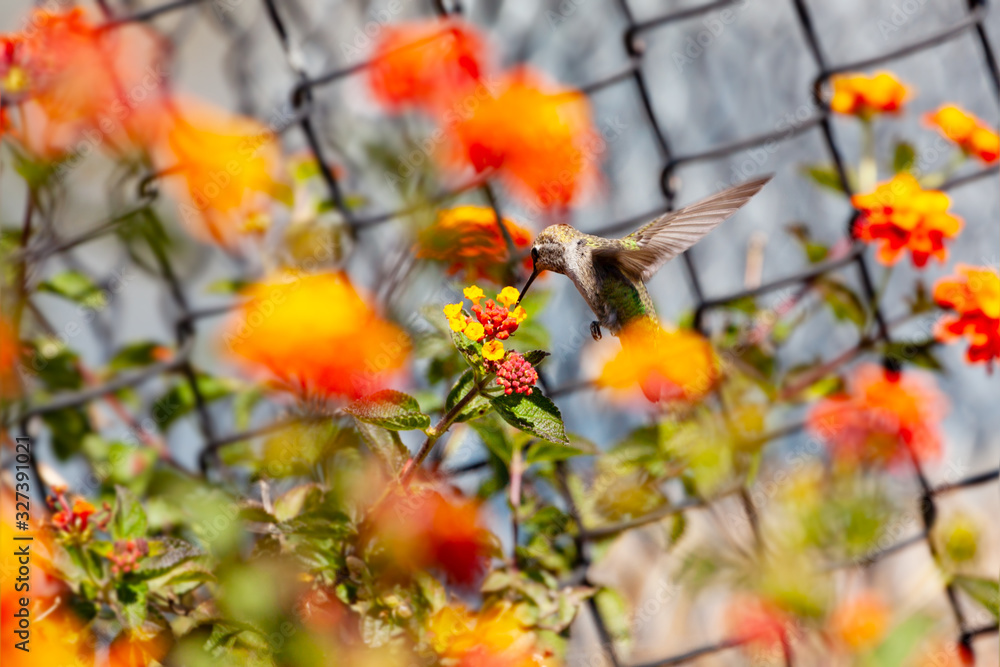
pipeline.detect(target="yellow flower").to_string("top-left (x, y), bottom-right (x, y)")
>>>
top-left (449, 317), bottom-right (467, 333)
top-left (443, 303), bottom-right (464, 319)
top-left (511, 306), bottom-right (527, 324)
top-left (482, 339), bottom-right (505, 361)
top-left (464, 285), bottom-right (485, 304)
top-left (497, 286), bottom-right (520, 308)
top-left (464, 321), bottom-right (485, 341)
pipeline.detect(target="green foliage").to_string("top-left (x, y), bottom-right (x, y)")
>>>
top-left (345, 390), bottom-right (431, 431)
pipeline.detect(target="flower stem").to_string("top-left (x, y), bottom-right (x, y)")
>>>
top-left (401, 376), bottom-right (487, 485)
top-left (859, 119), bottom-right (877, 192)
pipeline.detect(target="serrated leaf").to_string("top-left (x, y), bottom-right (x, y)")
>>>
top-left (113, 485), bottom-right (148, 540)
top-left (893, 141), bottom-right (917, 174)
top-left (451, 328), bottom-right (483, 367)
top-left (446, 370), bottom-right (491, 423)
top-left (355, 420), bottom-right (411, 473)
top-left (115, 580), bottom-right (148, 629)
top-left (522, 350), bottom-right (550, 367)
top-left (135, 537), bottom-right (201, 579)
top-left (490, 392), bottom-right (568, 445)
top-left (953, 575), bottom-right (999, 621)
top-left (345, 390), bottom-right (430, 431)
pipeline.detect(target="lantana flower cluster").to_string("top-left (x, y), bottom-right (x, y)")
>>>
top-left (108, 538), bottom-right (150, 576)
top-left (851, 172), bottom-right (963, 267)
top-left (933, 264), bottom-right (1000, 367)
top-left (925, 105), bottom-right (999, 165)
top-left (829, 71), bottom-right (909, 117)
top-left (444, 285), bottom-right (538, 395)
top-left (48, 486), bottom-right (108, 536)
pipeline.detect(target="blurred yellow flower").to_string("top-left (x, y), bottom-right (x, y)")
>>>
top-left (598, 319), bottom-right (718, 403)
top-left (417, 206), bottom-right (534, 284)
top-left (829, 593), bottom-right (889, 651)
top-left (925, 105), bottom-right (999, 164)
top-left (443, 303), bottom-right (463, 319)
top-left (830, 71), bottom-right (909, 117)
top-left (225, 271), bottom-right (409, 400)
top-left (428, 604), bottom-right (553, 666)
top-left (483, 339), bottom-right (505, 361)
top-left (464, 321), bottom-right (485, 341)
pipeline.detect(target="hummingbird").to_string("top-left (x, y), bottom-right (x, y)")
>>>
top-left (516, 176), bottom-right (772, 341)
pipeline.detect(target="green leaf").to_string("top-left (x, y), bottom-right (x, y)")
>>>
top-left (786, 224), bottom-right (829, 264)
top-left (113, 485), bottom-right (148, 540)
top-left (451, 328), bottom-right (483, 368)
top-left (206, 278), bottom-right (252, 294)
top-left (446, 370), bottom-right (491, 423)
top-left (521, 350), bottom-right (550, 367)
top-left (490, 392), bottom-right (568, 445)
top-left (135, 537), bottom-right (202, 580)
top-left (470, 416), bottom-right (515, 465)
top-left (354, 420), bottom-right (411, 474)
top-left (867, 613), bottom-right (935, 666)
top-left (907, 280), bottom-right (936, 315)
top-left (273, 483), bottom-right (323, 522)
top-left (884, 339), bottom-right (943, 371)
top-left (108, 341), bottom-right (167, 372)
top-left (37, 271), bottom-right (105, 308)
top-left (953, 575), bottom-right (999, 621)
top-left (800, 164), bottom-right (849, 194)
top-left (524, 439), bottom-right (586, 465)
top-left (892, 141), bottom-right (917, 174)
top-left (345, 390), bottom-right (430, 431)
top-left (151, 374), bottom-right (235, 433)
top-left (816, 278), bottom-right (867, 328)
top-left (41, 408), bottom-right (92, 459)
top-left (30, 342), bottom-right (83, 391)
top-left (114, 580), bottom-right (149, 630)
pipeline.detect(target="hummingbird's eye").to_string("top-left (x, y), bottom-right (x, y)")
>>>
top-left (531, 247), bottom-right (539, 262)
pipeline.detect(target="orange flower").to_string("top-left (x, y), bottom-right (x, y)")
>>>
top-left (369, 487), bottom-right (491, 586)
top-left (107, 631), bottom-right (170, 667)
top-left (417, 205), bottom-right (533, 283)
top-left (925, 105), bottom-right (999, 164)
top-left (726, 595), bottom-right (790, 648)
top-left (0, 8), bottom-right (168, 160)
top-left (444, 67), bottom-right (599, 209)
top-left (151, 97), bottom-right (286, 245)
top-left (807, 364), bottom-right (947, 467)
top-left (598, 319), bottom-right (718, 403)
top-left (225, 272), bottom-right (409, 400)
top-left (0, 317), bottom-right (23, 399)
top-left (829, 72), bottom-right (909, 117)
top-left (428, 604), bottom-right (554, 667)
top-left (851, 173), bottom-right (962, 267)
top-left (829, 592), bottom-right (889, 651)
top-left (368, 19), bottom-right (488, 114)
top-left (933, 264), bottom-right (1000, 366)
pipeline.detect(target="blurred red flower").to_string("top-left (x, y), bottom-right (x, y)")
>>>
top-left (416, 205), bottom-right (533, 283)
top-left (0, 317), bottom-right (23, 399)
top-left (925, 105), bottom-right (999, 164)
top-left (444, 67), bottom-right (600, 209)
top-left (852, 173), bottom-right (962, 268)
top-left (933, 264), bottom-right (1000, 367)
top-left (726, 595), bottom-right (790, 648)
top-left (225, 272), bottom-right (409, 400)
top-left (807, 364), bottom-right (947, 467)
top-left (370, 487), bottom-right (492, 586)
top-left (368, 19), bottom-right (488, 114)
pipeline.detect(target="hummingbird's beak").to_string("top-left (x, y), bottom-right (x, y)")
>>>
top-left (515, 267), bottom-right (539, 307)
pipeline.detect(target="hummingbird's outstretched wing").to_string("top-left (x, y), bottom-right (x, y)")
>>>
top-left (592, 175), bottom-right (773, 282)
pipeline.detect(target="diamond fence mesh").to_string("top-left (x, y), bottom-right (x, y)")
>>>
top-left (6, 0), bottom-right (1000, 664)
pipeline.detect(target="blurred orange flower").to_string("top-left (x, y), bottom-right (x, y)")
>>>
top-left (417, 205), bottom-right (533, 283)
top-left (851, 173), bottom-right (962, 267)
top-left (726, 595), bottom-right (790, 648)
top-left (830, 72), bottom-right (909, 117)
top-left (225, 272), bottom-right (409, 400)
top-left (0, 317), bottom-right (23, 399)
top-left (807, 364), bottom-right (947, 467)
top-left (598, 319), bottom-right (718, 403)
top-left (107, 631), bottom-right (171, 667)
top-left (368, 19), bottom-right (488, 114)
top-left (445, 67), bottom-right (599, 209)
top-left (829, 592), bottom-right (889, 651)
top-left (369, 487), bottom-right (492, 586)
top-left (925, 105), bottom-right (999, 164)
top-left (157, 97), bottom-right (287, 245)
top-left (933, 264), bottom-right (1000, 366)
top-left (428, 604), bottom-right (554, 667)
top-left (0, 7), bottom-right (167, 160)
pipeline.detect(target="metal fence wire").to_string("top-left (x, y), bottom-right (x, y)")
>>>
top-left (11, 0), bottom-right (1000, 664)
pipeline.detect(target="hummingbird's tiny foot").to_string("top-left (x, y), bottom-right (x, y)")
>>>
top-left (590, 321), bottom-right (602, 341)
